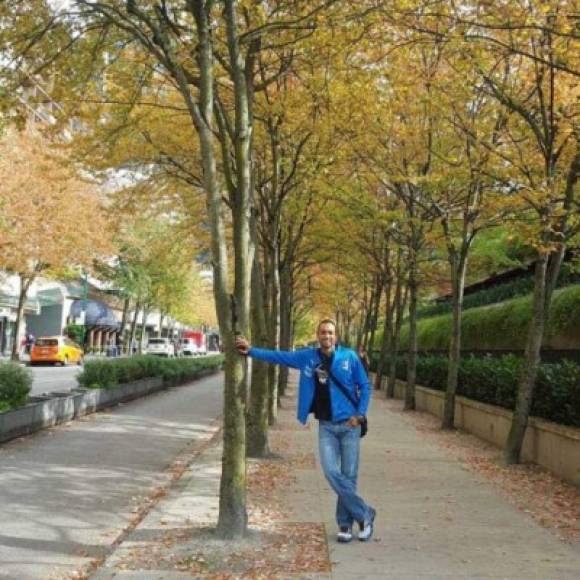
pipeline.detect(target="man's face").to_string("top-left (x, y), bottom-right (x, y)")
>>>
top-left (317, 322), bottom-right (336, 351)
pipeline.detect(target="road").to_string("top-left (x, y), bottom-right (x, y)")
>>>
top-left (28, 364), bottom-right (81, 396)
top-left (0, 371), bottom-right (223, 580)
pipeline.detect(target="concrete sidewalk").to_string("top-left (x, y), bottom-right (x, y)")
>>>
top-left (92, 373), bottom-right (579, 579)
top-left (312, 395), bottom-right (580, 579)
top-left (0, 374), bottom-right (223, 580)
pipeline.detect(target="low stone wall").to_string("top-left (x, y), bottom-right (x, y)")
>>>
top-left (387, 379), bottom-right (580, 487)
top-left (0, 370), bottom-right (220, 445)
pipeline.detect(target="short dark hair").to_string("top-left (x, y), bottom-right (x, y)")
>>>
top-left (317, 318), bottom-right (337, 332)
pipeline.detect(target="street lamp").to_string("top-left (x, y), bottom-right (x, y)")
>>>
top-left (81, 272), bottom-right (88, 348)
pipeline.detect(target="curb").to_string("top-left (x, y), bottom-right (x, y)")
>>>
top-left (89, 419), bottom-right (224, 579)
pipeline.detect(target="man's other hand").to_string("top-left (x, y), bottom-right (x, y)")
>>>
top-left (235, 336), bottom-right (250, 355)
top-left (346, 415), bottom-right (361, 427)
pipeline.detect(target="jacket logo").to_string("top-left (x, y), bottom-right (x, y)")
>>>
top-left (342, 360), bottom-right (350, 372)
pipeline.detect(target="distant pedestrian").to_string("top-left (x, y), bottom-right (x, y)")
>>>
top-left (235, 318), bottom-right (375, 544)
top-left (25, 333), bottom-right (35, 355)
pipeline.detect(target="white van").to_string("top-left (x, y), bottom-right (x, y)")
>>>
top-left (146, 338), bottom-right (175, 357)
top-left (180, 338), bottom-right (198, 356)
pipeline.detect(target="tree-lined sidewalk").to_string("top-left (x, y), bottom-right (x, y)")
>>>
top-left (3, 2), bottom-right (579, 538)
top-left (92, 372), bottom-right (579, 579)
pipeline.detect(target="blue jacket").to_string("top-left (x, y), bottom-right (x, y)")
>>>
top-left (248, 345), bottom-right (370, 424)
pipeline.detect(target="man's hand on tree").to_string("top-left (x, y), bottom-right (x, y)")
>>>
top-left (234, 336), bottom-right (250, 355)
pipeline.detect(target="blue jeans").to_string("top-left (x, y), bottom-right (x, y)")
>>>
top-left (318, 420), bottom-right (372, 528)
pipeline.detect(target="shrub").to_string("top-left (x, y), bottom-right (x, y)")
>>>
top-left (77, 355), bottom-right (224, 389)
top-left (0, 362), bottom-right (32, 412)
top-left (391, 354), bottom-right (579, 428)
top-left (399, 284), bottom-right (580, 351)
top-left (418, 265), bottom-right (580, 319)
top-left (63, 323), bottom-right (85, 345)
top-left (415, 356), bottom-right (448, 390)
top-left (535, 360), bottom-right (580, 427)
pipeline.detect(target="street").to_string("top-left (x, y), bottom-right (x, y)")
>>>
top-left (0, 371), bottom-right (223, 579)
top-left (28, 364), bottom-right (81, 396)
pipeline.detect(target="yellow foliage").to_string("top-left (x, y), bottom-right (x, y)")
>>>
top-left (0, 127), bottom-right (113, 278)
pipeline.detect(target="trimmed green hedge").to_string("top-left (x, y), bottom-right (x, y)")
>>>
top-left (77, 355), bottom-right (225, 389)
top-left (0, 362), bottom-right (32, 413)
top-left (399, 284), bottom-right (580, 351)
top-left (418, 266), bottom-right (580, 319)
top-left (394, 354), bottom-right (580, 427)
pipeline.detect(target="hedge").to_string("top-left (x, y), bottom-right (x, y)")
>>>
top-left (398, 284), bottom-right (580, 351)
top-left (78, 354), bottom-right (225, 389)
top-left (418, 266), bottom-right (580, 319)
top-left (0, 362), bottom-right (32, 413)
top-left (393, 354), bottom-right (580, 428)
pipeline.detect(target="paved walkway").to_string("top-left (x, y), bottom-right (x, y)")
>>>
top-left (0, 374), bottom-right (223, 580)
top-left (92, 372), bottom-right (580, 579)
top-left (313, 397), bottom-right (580, 579)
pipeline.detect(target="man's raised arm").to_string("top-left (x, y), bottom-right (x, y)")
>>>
top-left (234, 336), bottom-right (305, 369)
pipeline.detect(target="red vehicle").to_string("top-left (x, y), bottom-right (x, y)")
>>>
top-left (180, 331), bottom-right (207, 356)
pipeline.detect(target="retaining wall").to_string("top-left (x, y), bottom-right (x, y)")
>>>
top-left (387, 379), bottom-right (580, 487)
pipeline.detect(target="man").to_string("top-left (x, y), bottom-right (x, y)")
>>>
top-left (235, 318), bottom-right (375, 543)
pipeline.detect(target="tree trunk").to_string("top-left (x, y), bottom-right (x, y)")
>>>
top-left (277, 265), bottom-right (292, 398)
top-left (358, 277), bottom-right (370, 349)
top-left (11, 274), bottom-right (34, 361)
top-left (405, 257), bottom-right (418, 411)
top-left (373, 278), bottom-right (393, 391)
top-left (158, 312), bottom-right (165, 338)
top-left (504, 253), bottom-right (550, 464)
top-left (246, 256), bottom-right (270, 458)
top-left (216, 0), bottom-right (253, 538)
top-left (139, 306), bottom-right (150, 354)
top-left (129, 300), bottom-right (140, 354)
top-left (266, 247), bottom-right (281, 425)
top-left (442, 252), bottom-right (468, 429)
top-left (120, 297), bottom-right (130, 352)
top-left (367, 275), bottom-right (384, 352)
top-left (387, 275), bottom-right (408, 398)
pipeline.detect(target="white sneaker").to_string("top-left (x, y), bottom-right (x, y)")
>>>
top-left (337, 526), bottom-right (353, 543)
top-left (358, 508), bottom-right (376, 541)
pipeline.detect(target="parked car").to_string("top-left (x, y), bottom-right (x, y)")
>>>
top-left (30, 336), bottom-right (84, 366)
top-left (145, 338), bottom-right (175, 358)
top-left (180, 338), bottom-right (199, 356)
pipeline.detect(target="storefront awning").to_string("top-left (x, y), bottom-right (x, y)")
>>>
top-left (70, 299), bottom-right (120, 330)
top-left (0, 293), bottom-right (41, 315)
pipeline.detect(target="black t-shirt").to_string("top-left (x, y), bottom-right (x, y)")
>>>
top-left (311, 352), bottom-right (333, 421)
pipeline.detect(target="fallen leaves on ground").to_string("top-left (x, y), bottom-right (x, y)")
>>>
top-left (95, 389), bottom-right (330, 577)
top-left (386, 399), bottom-right (580, 544)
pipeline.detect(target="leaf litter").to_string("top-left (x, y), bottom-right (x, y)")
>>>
top-left (386, 398), bottom-right (579, 544)
top-left (99, 403), bottom-right (330, 578)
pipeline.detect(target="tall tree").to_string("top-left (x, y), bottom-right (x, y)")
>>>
top-left (0, 127), bottom-right (111, 359)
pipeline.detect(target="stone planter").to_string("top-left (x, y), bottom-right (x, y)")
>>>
top-left (29, 394), bottom-right (66, 429)
top-left (94, 387), bottom-right (116, 410)
top-left (44, 392), bottom-right (76, 424)
top-left (0, 402), bottom-right (38, 443)
top-left (91, 377), bottom-right (164, 410)
top-left (77, 388), bottom-right (99, 416)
